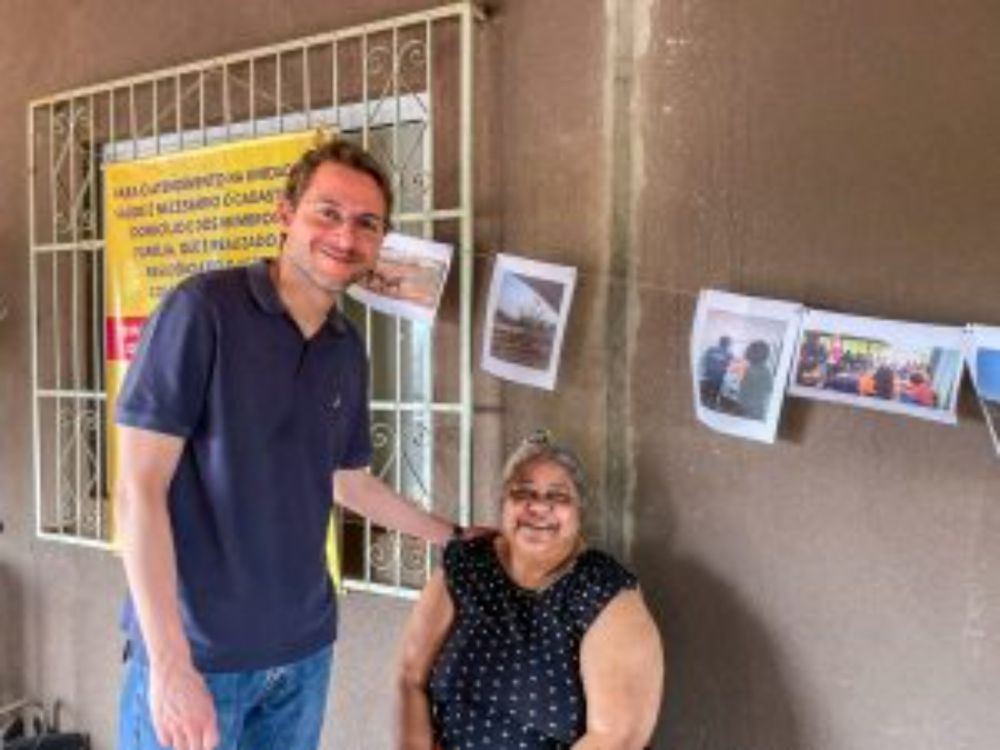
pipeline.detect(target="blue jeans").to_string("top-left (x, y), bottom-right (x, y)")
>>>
top-left (118, 644), bottom-right (333, 750)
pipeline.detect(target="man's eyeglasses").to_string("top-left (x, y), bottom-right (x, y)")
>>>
top-left (506, 484), bottom-right (576, 508)
top-left (306, 200), bottom-right (388, 242)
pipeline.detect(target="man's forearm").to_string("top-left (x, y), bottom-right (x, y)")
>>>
top-left (334, 469), bottom-right (454, 545)
top-left (115, 426), bottom-right (192, 667)
top-left (115, 426), bottom-right (219, 748)
top-left (117, 477), bottom-right (220, 749)
top-left (117, 480), bottom-right (191, 668)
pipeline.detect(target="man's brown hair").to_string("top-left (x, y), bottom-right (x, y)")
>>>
top-left (282, 136), bottom-right (394, 223)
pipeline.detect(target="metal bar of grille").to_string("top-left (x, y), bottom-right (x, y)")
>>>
top-left (199, 70), bottom-right (206, 146)
top-left (392, 25), bottom-right (402, 202)
top-left (70, 97), bottom-right (83, 538)
top-left (302, 47), bottom-right (310, 126)
top-left (48, 106), bottom-right (58, 387)
top-left (360, 29), bottom-right (374, 584)
top-left (223, 63), bottom-right (231, 140)
top-left (394, 312), bottom-right (403, 589)
top-left (90, 92), bottom-right (105, 539)
top-left (249, 60), bottom-right (257, 137)
top-left (343, 578), bottom-right (418, 601)
top-left (38, 389), bottom-right (109, 399)
top-left (423, 17), bottom-right (437, 577)
top-left (33, 240), bottom-right (104, 253)
top-left (175, 73), bottom-right (182, 148)
top-left (361, 33), bottom-right (370, 150)
top-left (29, 102), bottom-right (42, 538)
top-left (331, 40), bottom-right (339, 128)
top-left (36, 530), bottom-right (110, 551)
top-left (108, 87), bottom-right (116, 155)
top-left (153, 80), bottom-right (160, 150)
top-left (48, 104), bottom-right (63, 533)
top-left (424, 19), bottom-right (436, 238)
top-left (391, 24), bottom-right (404, 588)
top-left (129, 85), bottom-right (138, 158)
top-left (276, 53), bottom-right (283, 132)
top-left (458, 6), bottom-right (475, 527)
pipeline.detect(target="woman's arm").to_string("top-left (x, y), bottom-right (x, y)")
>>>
top-left (572, 589), bottom-right (665, 750)
top-left (396, 569), bottom-right (456, 750)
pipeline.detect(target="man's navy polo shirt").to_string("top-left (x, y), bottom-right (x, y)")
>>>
top-left (116, 260), bottom-right (371, 672)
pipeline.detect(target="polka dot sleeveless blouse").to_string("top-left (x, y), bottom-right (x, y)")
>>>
top-left (428, 535), bottom-right (638, 749)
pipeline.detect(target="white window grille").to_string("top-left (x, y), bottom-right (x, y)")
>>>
top-left (28, 3), bottom-right (479, 597)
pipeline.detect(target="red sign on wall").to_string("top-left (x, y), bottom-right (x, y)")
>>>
top-left (105, 316), bottom-right (148, 362)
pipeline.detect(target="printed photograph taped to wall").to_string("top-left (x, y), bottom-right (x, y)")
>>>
top-left (980, 389), bottom-right (1000, 456)
top-left (491, 272), bottom-right (562, 367)
top-left (481, 253), bottom-right (577, 391)
top-left (975, 348), bottom-right (1000, 429)
top-left (789, 310), bottom-right (964, 424)
top-left (697, 314), bottom-right (785, 420)
top-left (690, 290), bottom-right (802, 444)
top-left (347, 232), bottom-right (453, 325)
top-left (967, 325), bottom-right (1000, 457)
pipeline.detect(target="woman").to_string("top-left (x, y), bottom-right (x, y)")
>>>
top-left (736, 339), bottom-right (774, 421)
top-left (397, 431), bottom-right (664, 749)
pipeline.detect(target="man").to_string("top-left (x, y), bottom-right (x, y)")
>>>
top-left (115, 138), bottom-right (462, 750)
top-left (699, 335), bottom-right (733, 408)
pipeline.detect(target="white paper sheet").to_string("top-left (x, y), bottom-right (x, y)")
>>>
top-left (481, 253), bottom-right (577, 391)
top-left (347, 232), bottom-right (453, 325)
top-left (788, 309), bottom-right (964, 424)
top-left (690, 290), bottom-right (803, 443)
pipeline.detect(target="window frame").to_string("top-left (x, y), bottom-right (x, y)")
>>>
top-left (27, 3), bottom-right (478, 599)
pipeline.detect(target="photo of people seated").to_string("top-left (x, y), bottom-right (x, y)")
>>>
top-left (794, 331), bottom-right (949, 409)
top-left (698, 334), bottom-right (780, 422)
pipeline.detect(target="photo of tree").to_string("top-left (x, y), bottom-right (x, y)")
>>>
top-left (489, 272), bottom-right (564, 370)
top-left (347, 232), bottom-right (452, 324)
top-left (481, 253), bottom-right (577, 390)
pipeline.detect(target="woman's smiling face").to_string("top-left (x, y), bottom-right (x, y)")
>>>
top-left (501, 457), bottom-right (582, 558)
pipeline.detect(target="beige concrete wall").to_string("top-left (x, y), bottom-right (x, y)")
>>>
top-left (3, 0), bottom-right (1000, 748)
top-left (627, 1), bottom-right (1000, 748)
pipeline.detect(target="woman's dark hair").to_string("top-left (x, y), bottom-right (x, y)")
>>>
top-left (744, 340), bottom-right (771, 365)
top-left (874, 366), bottom-right (896, 399)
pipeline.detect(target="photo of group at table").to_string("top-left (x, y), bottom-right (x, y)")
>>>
top-left (787, 310), bottom-right (964, 424)
top-left (794, 332), bottom-right (952, 407)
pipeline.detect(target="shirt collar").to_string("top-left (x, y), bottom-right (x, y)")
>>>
top-left (246, 259), bottom-right (348, 336)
